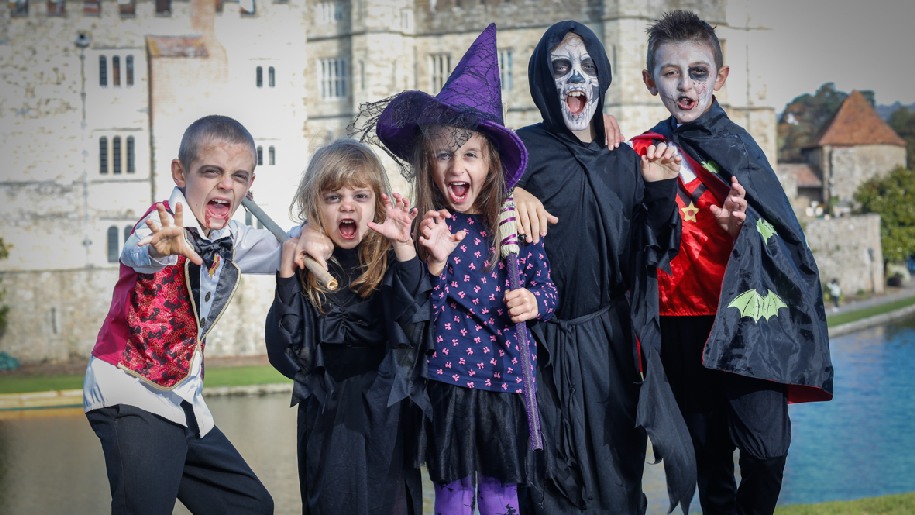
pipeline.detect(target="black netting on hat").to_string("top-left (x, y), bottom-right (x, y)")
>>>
top-left (348, 97), bottom-right (494, 182)
top-left (347, 23), bottom-right (515, 184)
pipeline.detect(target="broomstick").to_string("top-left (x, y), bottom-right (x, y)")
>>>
top-left (241, 197), bottom-right (339, 290)
top-left (498, 195), bottom-right (543, 450)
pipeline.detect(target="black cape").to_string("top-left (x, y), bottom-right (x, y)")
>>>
top-left (650, 100), bottom-right (833, 403)
top-left (264, 248), bottom-right (432, 515)
top-left (517, 20), bottom-right (695, 514)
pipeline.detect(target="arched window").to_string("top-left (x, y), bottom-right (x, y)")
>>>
top-left (126, 56), bottom-right (135, 86)
top-left (113, 136), bottom-right (122, 174)
top-left (127, 136), bottom-right (136, 173)
top-left (256, 66), bottom-right (263, 88)
top-left (99, 137), bottom-right (108, 174)
top-left (123, 225), bottom-right (132, 245)
top-left (112, 56), bottom-right (121, 87)
top-left (106, 226), bottom-right (119, 263)
top-left (268, 66), bottom-right (276, 88)
top-left (256, 145), bottom-right (264, 166)
top-left (268, 146), bottom-right (276, 166)
top-left (99, 55), bottom-right (108, 86)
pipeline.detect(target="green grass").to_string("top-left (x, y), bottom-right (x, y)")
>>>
top-left (826, 295), bottom-right (915, 327)
top-left (0, 364), bottom-right (289, 394)
top-left (0, 373), bottom-right (84, 394)
top-left (775, 492), bottom-right (915, 514)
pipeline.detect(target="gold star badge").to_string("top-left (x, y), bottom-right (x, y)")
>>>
top-left (681, 202), bottom-right (699, 222)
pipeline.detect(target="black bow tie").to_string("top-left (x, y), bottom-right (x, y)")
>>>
top-left (189, 230), bottom-right (233, 269)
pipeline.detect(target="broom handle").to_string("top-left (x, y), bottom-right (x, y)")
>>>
top-left (241, 197), bottom-right (338, 290)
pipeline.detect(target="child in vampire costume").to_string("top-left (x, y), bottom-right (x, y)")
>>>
top-left (631, 10), bottom-right (833, 513)
top-left (512, 20), bottom-right (696, 514)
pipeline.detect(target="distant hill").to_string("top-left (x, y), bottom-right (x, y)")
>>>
top-left (876, 101), bottom-right (915, 120)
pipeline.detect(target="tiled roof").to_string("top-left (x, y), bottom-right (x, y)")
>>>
top-left (147, 36), bottom-right (209, 58)
top-left (817, 90), bottom-right (906, 147)
top-left (780, 163), bottom-right (822, 188)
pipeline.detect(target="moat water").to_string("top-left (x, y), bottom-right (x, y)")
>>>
top-left (2, 314), bottom-right (914, 514)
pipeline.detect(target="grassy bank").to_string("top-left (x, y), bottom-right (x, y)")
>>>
top-left (0, 364), bottom-right (288, 395)
top-left (775, 492), bottom-right (915, 513)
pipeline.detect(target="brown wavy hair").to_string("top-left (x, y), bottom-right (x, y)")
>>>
top-left (289, 139), bottom-right (390, 309)
top-left (410, 127), bottom-right (505, 269)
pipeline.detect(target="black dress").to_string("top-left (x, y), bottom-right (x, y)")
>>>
top-left (518, 21), bottom-right (687, 514)
top-left (264, 247), bottom-right (431, 515)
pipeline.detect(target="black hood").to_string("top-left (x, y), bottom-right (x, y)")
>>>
top-left (528, 21), bottom-right (612, 141)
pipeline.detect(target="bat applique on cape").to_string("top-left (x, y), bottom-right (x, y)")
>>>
top-left (728, 289), bottom-right (788, 322)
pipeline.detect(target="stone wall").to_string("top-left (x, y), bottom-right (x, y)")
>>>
top-left (806, 214), bottom-right (884, 297)
top-left (0, 268), bottom-right (276, 363)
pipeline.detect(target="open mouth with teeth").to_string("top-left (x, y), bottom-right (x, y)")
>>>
top-left (205, 198), bottom-right (231, 227)
top-left (447, 181), bottom-right (470, 206)
top-left (338, 219), bottom-right (359, 240)
top-left (677, 96), bottom-right (698, 110)
top-left (565, 90), bottom-right (589, 116)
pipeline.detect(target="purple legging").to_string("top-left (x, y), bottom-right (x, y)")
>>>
top-left (433, 475), bottom-right (520, 515)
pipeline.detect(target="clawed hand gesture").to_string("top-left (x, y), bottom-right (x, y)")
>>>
top-left (418, 209), bottom-right (466, 276)
top-left (137, 203), bottom-right (203, 266)
top-left (369, 193), bottom-right (417, 243)
top-left (710, 176), bottom-right (748, 239)
top-left (640, 142), bottom-right (682, 183)
top-left (369, 193), bottom-right (418, 261)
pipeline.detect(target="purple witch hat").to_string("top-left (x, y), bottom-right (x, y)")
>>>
top-left (372, 23), bottom-right (527, 189)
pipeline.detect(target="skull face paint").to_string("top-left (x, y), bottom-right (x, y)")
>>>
top-left (550, 33), bottom-right (600, 132)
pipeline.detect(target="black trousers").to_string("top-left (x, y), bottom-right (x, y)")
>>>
top-left (661, 316), bottom-right (790, 515)
top-left (87, 402), bottom-right (273, 515)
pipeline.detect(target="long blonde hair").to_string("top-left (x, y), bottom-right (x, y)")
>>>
top-left (290, 139), bottom-right (391, 308)
top-left (410, 127), bottom-right (506, 269)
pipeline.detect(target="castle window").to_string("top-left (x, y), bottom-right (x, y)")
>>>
top-left (319, 58), bottom-right (347, 99)
top-left (318, 1), bottom-right (342, 23)
top-left (155, 0), bottom-right (170, 15)
top-left (499, 50), bottom-right (513, 92)
top-left (83, 0), bottom-right (101, 15)
top-left (99, 55), bottom-right (108, 86)
top-left (256, 146), bottom-right (263, 166)
top-left (268, 66), bottom-right (275, 88)
top-left (47, 0), bottom-right (65, 16)
top-left (11, 0), bottom-right (28, 16)
top-left (268, 146), bottom-right (276, 166)
top-left (112, 136), bottom-right (122, 174)
top-left (429, 53), bottom-right (451, 92)
top-left (112, 56), bottom-right (121, 87)
top-left (126, 55), bottom-right (134, 86)
top-left (107, 226), bottom-right (120, 263)
top-left (118, 0), bottom-right (135, 16)
top-left (256, 66), bottom-right (263, 88)
top-left (99, 137), bottom-right (108, 174)
top-left (127, 136), bottom-right (136, 173)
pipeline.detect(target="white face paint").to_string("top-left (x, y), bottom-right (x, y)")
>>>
top-left (647, 41), bottom-right (725, 124)
top-left (550, 33), bottom-right (600, 132)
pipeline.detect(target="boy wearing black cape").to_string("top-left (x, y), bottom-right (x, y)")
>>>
top-left (629, 10), bottom-right (834, 514)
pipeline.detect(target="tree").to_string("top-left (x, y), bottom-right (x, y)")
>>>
top-left (887, 107), bottom-right (915, 169)
top-left (778, 83), bottom-right (851, 162)
top-left (854, 167), bottom-right (915, 263)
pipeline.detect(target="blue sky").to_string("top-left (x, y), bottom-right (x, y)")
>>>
top-left (756, 0), bottom-right (915, 111)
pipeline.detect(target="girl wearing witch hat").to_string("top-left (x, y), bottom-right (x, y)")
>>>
top-left (357, 24), bottom-right (559, 514)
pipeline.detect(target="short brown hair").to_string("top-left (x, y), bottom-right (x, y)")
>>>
top-left (646, 10), bottom-right (723, 74)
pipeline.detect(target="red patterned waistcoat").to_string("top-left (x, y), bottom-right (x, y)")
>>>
top-left (92, 203), bottom-right (237, 389)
